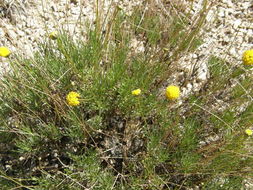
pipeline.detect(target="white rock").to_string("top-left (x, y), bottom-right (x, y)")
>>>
top-left (8, 30), bottom-right (17, 39)
top-left (0, 28), bottom-right (5, 37)
top-left (206, 10), bottom-right (215, 22)
top-left (218, 8), bottom-right (225, 18)
top-left (5, 165), bottom-right (11, 169)
top-left (197, 63), bottom-right (208, 81)
top-left (229, 47), bottom-right (237, 55)
top-left (226, 1), bottom-right (234, 8)
top-left (182, 83), bottom-right (193, 97)
top-left (17, 30), bottom-right (25, 37)
top-left (192, 54), bottom-right (198, 59)
top-left (24, 28), bottom-right (32, 35)
top-left (233, 19), bottom-right (241, 29)
top-left (19, 157), bottom-right (25, 161)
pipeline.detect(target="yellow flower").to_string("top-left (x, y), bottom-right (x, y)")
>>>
top-left (132, 89), bottom-right (141, 96)
top-left (66, 91), bottom-right (80, 106)
top-left (242, 49), bottom-right (253, 66)
top-left (245, 129), bottom-right (253, 136)
top-left (49, 31), bottom-right (58, 40)
top-left (0, 46), bottom-right (11, 57)
top-left (166, 85), bottom-right (180, 100)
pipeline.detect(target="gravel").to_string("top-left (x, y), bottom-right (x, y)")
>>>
top-left (0, 0), bottom-right (252, 72)
top-left (0, 0), bottom-right (144, 74)
top-left (177, 0), bottom-right (253, 97)
top-left (0, 0), bottom-right (145, 56)
top-left (1, 0), bottom-right (253, 188)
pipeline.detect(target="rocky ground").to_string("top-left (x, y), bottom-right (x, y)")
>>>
top-left (0, 0), bottom-right (252, 75)
top-left (0, 0), bottom-right (253, 188)
top-left (0, 0), bottom-right (144, 73)
top-left (177, 0), bottom-right (253, 97)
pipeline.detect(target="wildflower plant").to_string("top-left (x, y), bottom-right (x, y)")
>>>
top-left (242, 49), bottom-right (253, 66)
top-left (245, 129), bottom-right (253, 136)
top-left (0, 1), bottom-right (253, 189)
top-left (0, 46), bottom-right (11, 57)
top-left (166, 85), bottom-right (180, 100)
top-left (66, 91), bottom-right (80, 106)
top-left (131, 88), bottom-right (141, 96)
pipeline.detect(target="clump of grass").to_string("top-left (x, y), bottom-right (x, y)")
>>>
top-left (0, 0), bottom-right (253, 189)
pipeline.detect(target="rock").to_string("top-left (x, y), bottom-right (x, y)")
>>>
top-left (229, 47), bottom-right (237, 55)
top-left (7, 29), bottom-right (17, 39)
top-left (197, 63), bottom-right (208, 81)
top-left (0, 28), bottom-right (5, 37)
top-left (218, 7), bottom-right (225, 17)
top-left (233, 19), bottom-right (241, 29)
top-left (192, 54), bottom-right (198, 59)
top-left (16, 30), bottom-right (25, 37)
top-left (19, 157), bottom-right (25, 161)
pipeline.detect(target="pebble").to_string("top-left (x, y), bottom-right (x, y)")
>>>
top-left (5, 164), bottom-right (12, 169)
top-left (233, 19), bottom-right (241, 29)
top-left (229, 47), bottom-right (237, 55)
top-left (17, 30), bottom-right (25, 37)
top-left (8, 29), bottom-right (18, 39)
top-left (0, 28), bottom-right (5, 37)
top-left (19, 156), bottom-right (25, 161)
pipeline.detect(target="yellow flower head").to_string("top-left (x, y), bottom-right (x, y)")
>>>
top-left (166, 85), bottom-right (180, 100)
top-left (66, 91), bottom-right (80, 106)
top-left (242, 49), bottom-right (253, 66)
top-left (49, 31), bottom-right (58, 40)
top-left (132, 89), bottom-right (141, 96)
top-left (0, 46), bottom-right (11, 57)
top-left (245, 129), bottom-right (253, 136)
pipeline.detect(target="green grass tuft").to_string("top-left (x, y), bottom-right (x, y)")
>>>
top-left (0, 1), bottom-right (253, 189)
